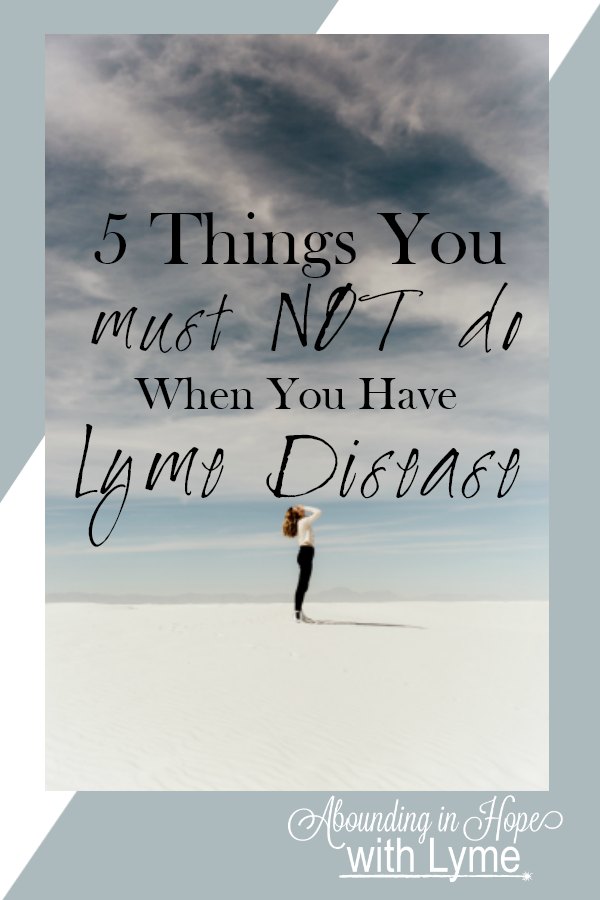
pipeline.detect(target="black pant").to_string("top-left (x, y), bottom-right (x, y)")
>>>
top-left (295, 545), bottom-right (315, 613)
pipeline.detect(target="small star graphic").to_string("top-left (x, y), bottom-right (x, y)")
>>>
top-left (522, 872), bottom-right (533, 882)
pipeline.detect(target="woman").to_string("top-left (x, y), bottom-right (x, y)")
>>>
top-left (282, 505), bottom-right (322, 622)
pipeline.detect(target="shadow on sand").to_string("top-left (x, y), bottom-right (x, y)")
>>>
top-left (302, 615), bottom-right (424, 629)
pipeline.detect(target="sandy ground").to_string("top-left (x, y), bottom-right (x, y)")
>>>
top-left (46, 601), bottom-right (548, 790)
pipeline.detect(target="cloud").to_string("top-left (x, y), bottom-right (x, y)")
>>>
top-left (46, 35), bottom-right (548, 507)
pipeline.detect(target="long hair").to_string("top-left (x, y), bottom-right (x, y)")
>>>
top-left (282, 506), bottom-right (301, 538)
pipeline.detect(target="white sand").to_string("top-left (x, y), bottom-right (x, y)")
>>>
top-left (46, 601), bottom-right (548, 791)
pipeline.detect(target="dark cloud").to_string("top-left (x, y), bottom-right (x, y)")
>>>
top-left (45, 34), bottom-right (548, 501)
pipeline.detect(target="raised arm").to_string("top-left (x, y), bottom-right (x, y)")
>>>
top-left (302, 506), bottom-right (322, 523)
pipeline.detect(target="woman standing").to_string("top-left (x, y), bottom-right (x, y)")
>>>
top-left (282, 505), bottom-right (322, 622)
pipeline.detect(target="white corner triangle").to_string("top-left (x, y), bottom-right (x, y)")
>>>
top-left (318, 0), bottom-right (600, 78)
top-left (0, 439), bottom-right (75, 898)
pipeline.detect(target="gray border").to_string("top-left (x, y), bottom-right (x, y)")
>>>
top-left (0, 17), bottom-right (44, 503)
top-left (3, 5), bottom-right (597, 899)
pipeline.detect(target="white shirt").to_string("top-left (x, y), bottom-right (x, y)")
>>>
top-left (297, 506), bottom-right (321, 547)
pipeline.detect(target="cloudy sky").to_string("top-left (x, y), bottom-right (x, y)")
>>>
top-left (45, 35), bottom-right (548, 599)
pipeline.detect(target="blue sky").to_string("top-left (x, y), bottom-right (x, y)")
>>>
top-left (45, 35), bottom-right (548, 600)
top-left (46, 493), bottom-right (548, 600)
